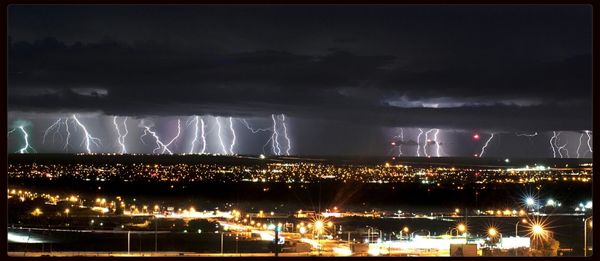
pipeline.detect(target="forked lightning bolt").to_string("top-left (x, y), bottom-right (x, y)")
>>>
top-left (162, 119), bottom-right (181, 154)
top-left (17, 126), bottom-right (35, 153)
top-left (271, 114), bottom-right (281, 155)
top-left (43, 118), bottom-right (62, 144)
top-left (140, 120), bottom-right (177, 155)
top-left (72, 115), bottom-right (102, 154)
top-left (113, 116), bottom-right (128, 154)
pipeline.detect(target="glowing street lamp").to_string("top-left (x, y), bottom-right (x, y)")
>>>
top-left (401, 226), bottom-right (409, 239)
top-left (515, 218), bottom-right (527, 237)
top-left (584, 216), bottom-right (593, 256)
top-left (525, 197), bottom-right (535, 207)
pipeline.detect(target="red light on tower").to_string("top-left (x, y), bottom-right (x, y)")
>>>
top-left (473, 133), bottom-right (480, 140)
top-left (391, 142), bottom-right (396, 146)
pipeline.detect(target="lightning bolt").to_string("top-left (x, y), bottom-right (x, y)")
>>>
top-left (553, 131), bottom-right (565, 158)
top-left (215, 117), bottom-right (228, 155)
top-left (240, 119), bottom-right (271, 133)
top-left (423, 129), bottom-right (436, 157)
top-left (479, 133), bottom-right (494, 158)
top-left (549, 131), bottom-right (558, 158)
top-left (63, 118), bottom-right (71, 151)
top-left (228, 117), bottom-right (237, 154)
top-left (43, 118), bottom-right (62, 144)
top-left (585, 130), bottom-right (593, 157)
top-left (433, 129), bottom-right (441, 157)
top-left (17, 126), bottom-right (35, 153)
top-left (416, 128), bottom-right (423, 157)
top-left (280, 114), bottom-right (291, 155)
top-left (140, 120), bottom-right (172, 154)
top-left (162, 119), bottom-right (181, 154)
top-left (71, 115), bottom-right (102, 154)
top-left (516, 132), bottom-right (538, 137)
top-left (113, 116), bottom-right (128, 154)
top-left (271, 114), bottom-right (281, 155)
top-left (577, 132), bottom-right (584, 158)
top-left (200, 118), bottom-right (206, 154)
top-left (392, 128), bottom-right (404, 156)
top-left (188, 116), bottom-right (199, 154)
top-left (7, 128), bottom-right (17, 136)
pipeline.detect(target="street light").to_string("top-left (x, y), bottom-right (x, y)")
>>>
top-left (488, 227), bottom-right (502, 248)
top-left (515, 218), bottom-right (527, 237)
top-left (584, 216), bottom-right (593, 256)
top-left (457, 223), bottom-right (466, 235)
top-left (401, 226), bottom-right (409, 239)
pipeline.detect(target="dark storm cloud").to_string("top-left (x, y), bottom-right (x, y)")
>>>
top-left (7, 5), bottom-right (592, 131)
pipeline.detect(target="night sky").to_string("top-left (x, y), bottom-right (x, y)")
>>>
top-left (7, 5), bottom-right (593, 157)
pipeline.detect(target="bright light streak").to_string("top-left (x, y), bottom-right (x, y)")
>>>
top-left (162, 119), bottom-right (181, 154)
top-left (479, 133), bottom-right (494, 158)
top-left (549, 131), bottom-right (558, 158)
top-left (63, 118), bottom-right (71, 151)
top-left (72, 115), bottom-right (102, 154)
top-left (43, 118), bottom-right (62, 144)
top-left (113, 116), bottom-right (128, 153)
top-left (423, 129), bottom-right (435, 157)
top-left (215, 117), bottom-right (228, 154)
top-left (240, 119), bottom-right (271, 133)
top-left (200, 118), bottom-right (206, 154)
top-left (271, 114), bottom-right (281, 155)
top-left (416, 128), bottom-right (423, 157)
top-left (585, 130), bottom-right (593, 155)
top-left (229, 117), bottom-right (236, 154)
top-left (189, 116), bottom-right (199, 154)
top-left (17, 126), bottom-right (35, 153)
top-left (140, 120), bottom-right (171, 154)
top-left (577, 133), bottom-right (584, 158)
top-left (516, 132), bottom-right (538, 137)
top-left (281, 114), bottom-right (291, 155)
top-left (433, 129), bottom-right (441, 157)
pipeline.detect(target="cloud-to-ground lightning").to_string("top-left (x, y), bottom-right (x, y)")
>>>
top-left (577, 132), bottom-right (584, 158)
top-left (552, 131), bottom-right (568, 158)
top-left (549, 131), bottom-right (558, 158)
top-left (8, 126), bottom-right (34, 153)
top-left (392, 128), bottom-right (404, 156)
top-left (43, 118), bottom-right (62, 144)
top-left (140, 119), bottom-right (178, 155)
top-left (433, 129), bottom-right (441, 157)
top-left (17, 126), bottom-right (35, 153)
top-left (215, 117), bottom-right (228, 155)
top-left (229, 117), bottom-right (237, 154)
top-left (63, 118), bottom-right (71, 151)
top-left (280, 114), bottom-right (291, 155)
top-left (162, 119), bottom-right (181, 154)
top-left (199, 118), bottom-right (206, 154)
top-left (71, 115), bottom-right (102, 154)
top-left (271, 114), bottom-right (281, 155)
top-left (113, 116), bottom-right (128, 154)
top-left (188, 116), bottom-right (199, 154)
top-left (423, 129), bottom-right (436, 157)
top-left (479, 133), bottom-right (495, 157)
top-left (585, 130), bottom-right (593, 157)
top-left (416, 128), bottom-right (423, 157)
